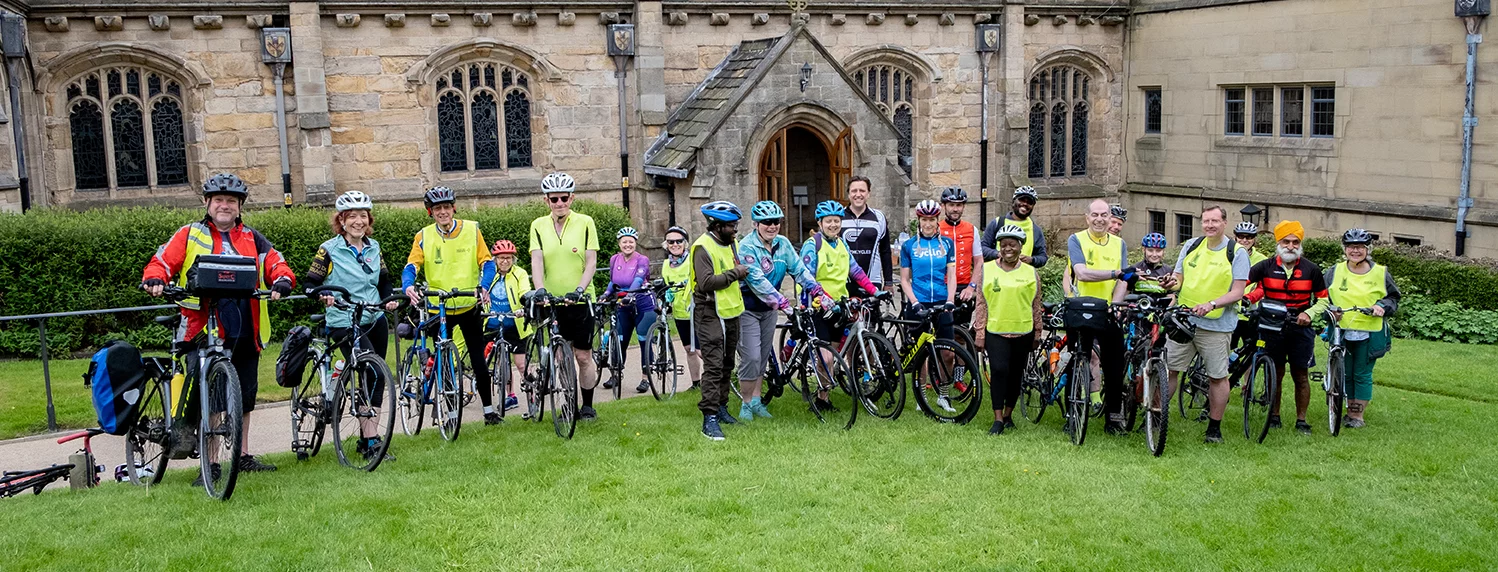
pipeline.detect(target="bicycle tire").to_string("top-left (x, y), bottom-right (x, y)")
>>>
top-left (804, 340), bottom-right (857, 430)
top-left (550, 339), bottom-right (579, 439)
top-left (1143, 357), bottom-right (1170, 457)
top-left (1020, 344), bottom-right (1054, 424)
top-left (396, 344), bottom-right (426, 436)
top-left (488, 345), bottom-right (514, 419)
top-left (123, 379), bottom-right (170, 486)
top-left (952, 327), bottom-right (979, 368)
top-left (0, 465), bottom-right (73, 497)
top-left (1065, 353), bottom-right (1091, 446)
top-left (291, 348), bottom-right (328, 460)
top-left (332, 353), bottom-right (396, 472)
top-left (849, 332), bottom-right (904, 420)
top-left (1123, 357), bottom-right (1145, 432)
top-left (910, 341), bottom-right (984, 424)
top-left (1177, 357), bottom-right (1210, 422)
top-left (199, 358), bottom-right (243, 501)
top-left (1326, 348), bottom-right (1345, 437)
top-left (434, 342), bottom-right (464, 442)
top-left (650, 324), bottom-right (679, 401)
top-left (1243, 353), bottom-right (1277, 443)
top-left (524, 340), bottom-right (546, 422)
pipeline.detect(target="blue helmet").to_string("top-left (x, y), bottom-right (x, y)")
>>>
top-left (814, 200), bottom-right (846, 220)
top-left (1141, 233), bottom-right (1167, 249)
top-left (751, 200), bottom-right (785, 222)
top-left (700, 201), bottom-right (742, 222)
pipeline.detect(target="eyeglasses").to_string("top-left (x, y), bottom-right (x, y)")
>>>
top-left (665, 239), bottom-right (686, 245)
top-left (547, 195), bottom-right (572, 204)
top-left (759, 219), bottom-right (783, 226)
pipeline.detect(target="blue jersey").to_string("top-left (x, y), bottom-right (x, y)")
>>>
top-left (901, 233), bottom-right (955, 305)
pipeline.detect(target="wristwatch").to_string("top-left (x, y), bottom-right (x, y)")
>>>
top-left (1209, 300), bottom-right (1218, 310)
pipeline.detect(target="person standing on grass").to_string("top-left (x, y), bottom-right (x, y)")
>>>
top-left (972, 225), bottom-right (1043, 435)
top-left (692, 201), bottom-right (751, 440)
top-left (982, 185), bottom-right (1049, 268)
top-left (401, 186), bottom-right (500, 424)
top-left (1165, 205), bottom-right (1249, 444)
top-left (937, 187), bottom-right (984, 329)
top-left (842, 175), bottom-right (896, 294)
top-left (1067, 199), bottom-right (1133, 428)
top-left (1324, 228), bottom-right (1401, 429)
top-left (527, 172), bottom-right (602, 420)
top-left (602, 227), bottom-right (658, 395)
top-left (304, 190), bottom-right (400, 461)
top-left (142, 172), bottom-right (295, 477)
top-left (736, 201), bottom-right (830, 421)
top-left (1243, 220), bottom-right (1330, 436)
top-left (802, 200), bottom-right (881, 411)
top-left (659, 226), bottom-right (704, 391)
top-left (486, 240), bottom-right (531, 415)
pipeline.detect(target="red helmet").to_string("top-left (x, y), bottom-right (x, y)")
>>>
top-left (491, 240), bottom-right (518, 256)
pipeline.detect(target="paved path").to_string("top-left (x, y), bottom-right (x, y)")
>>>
top-left (0, 339), bottom-right (694, 474)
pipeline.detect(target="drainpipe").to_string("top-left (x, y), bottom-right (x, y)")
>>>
top-left (1458, 13), bottom-right (1486, 256)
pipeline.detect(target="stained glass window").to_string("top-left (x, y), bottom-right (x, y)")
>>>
top-left (471, 91), bottom-right (502, 170)
top-left (1028, 103), bottom-right (1045, 178)
top-left (1027, 65), bottom-right (1092, 180)
top-left (70, 100), bottom-right (108, 190)
top-left (1071, 102), bottom-right (1089, 176)
top-left (435, 62), bottom-right (534, 172)
top-left (65, 66), bottom-right (190, 191)
top-left (504, 90), bottom-right (533, 168)
top-left (152, 98), bottom-right (188, 186)
top-left (853, 63), bottom-right (919, 178)
top-left (437, 91), bottom-right (467, 172)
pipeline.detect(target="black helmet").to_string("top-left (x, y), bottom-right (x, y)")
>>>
top-left (1341, 228), bottom-right (1372, 245)
top-left (202, 173), bottom-right (248, 200)
top-left (1109, 203), bottom-right (1128, 221)
top-left (939, 186), bottom-right (968, 203)
top-left (1162, 311), bottom-right (1197, 345)
top-left (423, 186), bottom-right (456, 210)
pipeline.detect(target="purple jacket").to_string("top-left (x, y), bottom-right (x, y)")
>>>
top-left (603, 252), bottom-right (655, 313)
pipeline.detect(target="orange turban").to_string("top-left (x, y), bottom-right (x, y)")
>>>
top-left (1274, 220), bottom-right (1304, 242)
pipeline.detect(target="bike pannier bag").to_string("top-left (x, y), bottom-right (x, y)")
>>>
top-left (186, 254), bottom-right (258, 299)
top-left (275, 326), bottom-right (314, 388)
top-left (85, 341), bottom-right (148, 435)
top-left (1063, 296), bottom-right (1111, 332)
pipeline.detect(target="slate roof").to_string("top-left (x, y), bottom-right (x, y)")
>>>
top-left (644, 35), bottom-right (786, 177)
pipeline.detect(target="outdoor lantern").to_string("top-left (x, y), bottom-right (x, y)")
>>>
top-left (1240, 203), bottom-right (1267, 228)
top-left (800, 62), bottom-right (813, 92)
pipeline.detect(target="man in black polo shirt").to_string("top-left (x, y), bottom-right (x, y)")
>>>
top-left (1243, 220), bottom-right (1329, 435)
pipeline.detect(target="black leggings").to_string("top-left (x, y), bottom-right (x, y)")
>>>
top-left (985, 332), bottom-right (1035, 412)
top-left (330, 319), bottom-right (390, 408)
top-left (423, 309), bottom-right (493, 408)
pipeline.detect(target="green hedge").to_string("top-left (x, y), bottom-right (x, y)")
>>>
top-left (0, 201), bottom-right (629, 357)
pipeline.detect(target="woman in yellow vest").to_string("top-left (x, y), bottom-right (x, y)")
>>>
top-left (691, 201), bottom-right (751, 440)
top-left (1324, 229), bottom-right (1401, 429)
top-left (486, 240), bottom-right (532, 415)
top-left (799, 201), bottom-right (880, 412)
top-left (659, 226), bottom-right (704, 390)
top-left (972, 225), bottom-right (1044, 436)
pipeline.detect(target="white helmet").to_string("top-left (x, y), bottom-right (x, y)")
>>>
top-left (995, 224), bottom-right (1027, 243)
top-left (335, 190), bottom-right (373, 212)
top-left (541, 172), bottom-right (576, 195)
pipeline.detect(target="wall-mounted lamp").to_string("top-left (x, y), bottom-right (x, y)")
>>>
top-left (800, 62), bottom-right (813, 93)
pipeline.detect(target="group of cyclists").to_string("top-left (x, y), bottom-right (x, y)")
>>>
top-left (139, 168), bottom-right (1401, 477)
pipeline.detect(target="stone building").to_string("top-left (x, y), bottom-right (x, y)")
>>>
top-left (0, 0), bottom-right (1492, 257)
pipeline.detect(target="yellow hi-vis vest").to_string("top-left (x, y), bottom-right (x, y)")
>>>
top-left (690, 235), bottom-right (745, 319)
top-left (660, 255), bottom-right (693, 320)
top-left (420, 221), bottom-right (480, 311)
top-left (175, 223), bottom-right (272, 346)
top-left (1179, 237), bottom-right (1237, 319)
top-left (1330, 261), bottom-right (1388, 332)
top-left (814, 235), bottom-right (851, 300)
top-left (981, 260), bottom-right (1038, 335)
top-left (1072, 230), bottom-right (1122, 301)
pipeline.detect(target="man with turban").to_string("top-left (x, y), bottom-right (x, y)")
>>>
top-left (1243, 220), bottom-right (1331, 436)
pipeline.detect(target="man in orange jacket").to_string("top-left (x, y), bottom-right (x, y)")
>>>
top-left (143, 173), bottom-right (295, 474)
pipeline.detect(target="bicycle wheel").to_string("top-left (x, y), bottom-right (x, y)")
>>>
top-left (291, 349), bottom-right (328, 460)
top-left (650, 324), bottom-right (679, 401)
top-left (1242, 353), bottom-right (1277, 443)
top-left (123, 380), bottom-right (169, 486)
top-left (434, 343), bottom-right (464, 442)
top-left (199, 358), bottom-right (243, 501)
top-left (1123, 358), bottom-right (1145, 432)
top-left (808, 339), bottom-right (856, 428)
top-left (1177, 357), bottom-right (1210, 422)
top-left (1065, 354), bottom-right (1091, 446)
top-left (911, 341), bottom-right (984, 424)
top-left (489, 346), bottom-right (514, 419)
top-left (952, 327), bottom-right (979, 368)
top-left (333, 353), bottom-right (396, 472)
top-left (396, 344), bottom-right (426, 436)
top-left (1143, 357), bottom-right (1170, 457)
top-left (549, 340), bottom-right (579, 439)
top-left (848, 332), bottom-right (904, 419)
top-left (524, 341), bottom-right (546, 422)
top-left (1019, 345), bottom-right (1053, 423)
top-left (1325, 348), bottom-right (1345, 437)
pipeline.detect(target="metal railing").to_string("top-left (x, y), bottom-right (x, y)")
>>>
top-left (0, 296), bottom-right (305, 433)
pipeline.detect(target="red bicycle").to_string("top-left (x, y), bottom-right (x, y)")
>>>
top-left (0, 429), bottom-right (104, 498)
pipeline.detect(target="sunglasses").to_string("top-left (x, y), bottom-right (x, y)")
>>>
top-left (665, 238), bottom-right (686, 245)
top-left (547, 195), bottom-right (572, 204)
top-left (759, 219), bottom-right (783, 226)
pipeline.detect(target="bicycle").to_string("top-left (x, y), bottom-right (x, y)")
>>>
top-left (638, 279), bottom-right (685, 401)
top-left (522, 292), bottom-right (586, 438)
top-left (768, 304), bottom-right (858, 429)
top-left (836, 294), bottom-right (904, 420)
top-left (1114, 295), bottom-right (1190, 456)
top-left (479, 310), bottom-right (534, 420)
top-left (1316, 305), bottom-right (1375, 437)
top-left (887, 303), bottom-right (984, 424)
top-left (395, 286), bottom-right (475, 442)
top-left (1018, 302), bottom-right (1099, 446)
top-left (295, 285), bottom-right (401, 471)
top-left (0, 429), bottom-right (104, 498)
top-left (591, 291), bottom-right (628, 400)
top-left (1236, 302), bottom-right (1290, 443)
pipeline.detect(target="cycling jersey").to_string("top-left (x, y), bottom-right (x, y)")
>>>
top-left (840, 205), bottom-right (892, 285)
top-left (737, 231), bottom-right (823, 312)
top-left (603, 252), bottom-right (655, 313)
top-left (527, 212), bottom-right (600, 295)
top-left (938, 218), bottom-right (980, 286)
top-left (900, 232), bottom-right (955, 305)
top-left (1123, 260), bottom-right (1174, 298)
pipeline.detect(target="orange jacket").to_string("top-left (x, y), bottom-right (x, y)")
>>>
top-left (142, 219), bottom-right (296, 350)
top-left (939, 219), bottom-right (980, 286)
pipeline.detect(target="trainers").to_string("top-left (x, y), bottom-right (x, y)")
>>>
top-left (1268, 415), bottom-right (1283, 429)
top-left (237, 455), bottom-right (277, 472)
top-left (989, 420), bottom-right (1006, 435)
top-left (1345, 417), bottom-right (1366, 429)
top-left (635, 380), bottom-right (651, 393)
top-left (1104, 421), bottom-right (1129, 436)
top-left (936, 396), bottom-right (956, 413)
top-left (1296, 420), bottom-right (1312, 435)
top-left (751, 400), bottom-right (773, 419)
top-left (701, 415), bottom-right (725, 441)
top-left (602, 378), bottom-right (618, 390)
top-left (718, 405), bottom-right (738, 424)
top-left (192, 463), bottom-right (222, 487)
top-left (484, 412), bottom-right (503, 425)
top-left (813, 398), bottom-right (838, 413)
top-left (359, 438), bottom-right (394, 463)
top-left (579, 406), bottom-right (597, 420)
top-left (738, 403), bottom-right (754, 422)
top-left (503, 394), bottom-right (519, 411)
top-left (1003, 418), bottom-right (1016, 430)
top-left (1204, 428), bottom-right (1224, 444)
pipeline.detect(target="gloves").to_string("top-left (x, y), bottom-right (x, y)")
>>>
top-left (143, 278), bottom-right (165, 288)
top-left (818, 294), bottom-right (836, 309)
top-left (1118, 268), bottom-right (1138, 283)
top-left (564, 289), bottom-right (584, 303)
top-left (271, 279), bottom-right (293, 297)
top-left (776, 297), bottom-right (792, 311)
top-left (533, 288), bottom-right (548, 302)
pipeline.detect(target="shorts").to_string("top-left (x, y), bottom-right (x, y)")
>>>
top-left (675, 318), bottom-right (699, 351)
top-left (904, 303), bottom-right (954, 341)
top-left (1166, 329), bottom-right (1232, 379)
top-left (736, 309), bottom-right (778, 381)
top-left (554, 305), bottom-right (595, 350)
top-left (812, 314), bottom-right (846, 345)
top-left (1261, 323), bottom-right (1316, 371)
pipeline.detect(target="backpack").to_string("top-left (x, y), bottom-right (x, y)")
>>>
top-left (1182, 236), bottom-right (1239, 267)
top-left (275, 326), bottom-right (314, 388)
top-left (85, 341), bottom-right (148, 435)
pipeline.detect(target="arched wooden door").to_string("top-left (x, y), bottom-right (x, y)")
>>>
top-left (760, 128), bottom-right (789, 207)
top-left (832, 128), bottom-right (853, 200)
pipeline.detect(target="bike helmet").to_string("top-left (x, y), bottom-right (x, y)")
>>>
top-left (1341, 228), bottom-right (1372, 245)
top-left (1012, 186), bottom-right (1038, 202)
top-left (1234, 221), bottom-right (1259, 237)
top-left (1141, 232), bottom-right (1168, 249)
top-left (914, 200), bottom-right (942, 218)
top-left (616, 226), bottom-right (639, 240)
top-left (664, 226), bottom-right (689, 240)
top-left (751, 200), bottom-right (785, 222)
top-left (335, 190), bottom-right (373, 212)
top-left (940, 186), bottom-right (968, 203)
top-left (1109, 203), bottom-right (1128, 221)
top-left (1162, 311), bottom-right (1197, 345)
top-left (423, 186), bottom-right (456, 210)
top-left (202, 173), bottom-right (248, 200)
top-left (815, 200), bottom-right (846, 220)
top-left (700, 201), bottom-right (742, 222)
top-left (490, 240), bottom-right (518, 256)
top-left (994, 224), bottom-right (1027, 243)
top-left (540, 172), bottom-right (576, 194)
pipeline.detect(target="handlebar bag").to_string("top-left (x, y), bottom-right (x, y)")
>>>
top-left (1063, 296), bottom-right (1111, 332)
top-left (186, 254), bottom-right (258, 299)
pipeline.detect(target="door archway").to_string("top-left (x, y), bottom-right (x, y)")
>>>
top-left (759, 123), bottom-right (853, 243)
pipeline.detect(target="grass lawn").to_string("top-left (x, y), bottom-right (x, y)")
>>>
top-left (1, 340), bottom-right (1495, 569)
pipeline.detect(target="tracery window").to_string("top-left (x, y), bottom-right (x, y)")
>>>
top-left (436, 62), bottom-right (533, 172)
top-left (853, 64), bottom-right (916, 177)
top-left (66, 67), bottom-right (187, 191)
top-left (1027, 65), bottom-right (1090, 180)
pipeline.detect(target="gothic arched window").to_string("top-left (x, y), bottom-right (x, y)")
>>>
top-left (66, 67), bottom-right (188, 191)
top-left (435, 62), bottom-right (533, 173)
top-left (1027, 65), bottom-right (1090, 180)
top-left (853, 64), bottom-right (917, 177)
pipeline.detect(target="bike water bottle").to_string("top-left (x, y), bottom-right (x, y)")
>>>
top-left (1047, 347), bottom-right (1061, 375)
top-left (1056, 349), bottom-right (1072, 375)
top-left (169, 371), bottom-right (186, 416)
top-left (333, 359), bottom-right (346, 379)
top-left (781, 337), bottom-right (797, 362)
